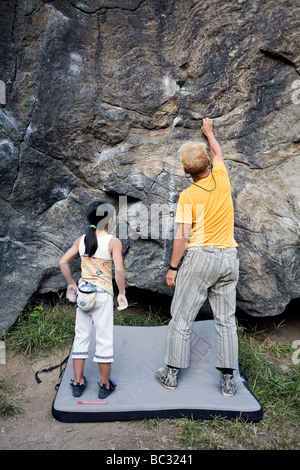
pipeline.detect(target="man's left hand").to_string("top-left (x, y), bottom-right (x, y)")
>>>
top-left (166, 269), bottom-right (177, 288)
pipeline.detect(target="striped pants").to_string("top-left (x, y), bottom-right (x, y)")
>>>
top-left (165, 246), bottom-right (239, 370)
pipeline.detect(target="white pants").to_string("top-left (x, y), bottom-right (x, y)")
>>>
top-left (72, 292), bottom-right (114, 363)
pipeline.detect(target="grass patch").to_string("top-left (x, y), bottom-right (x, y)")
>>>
top-left (4, 302), bottom-right (76, 357)
top-left (114, 304), bottom-right (169, 327)
top-left (238, 328), bottom-right (300, 419)
top-left (0, 381), bottom-right (21, 417)
top-left (173, 326), bottom-right (300, 450)
top-left (4, 301), bottom-right (168, 358)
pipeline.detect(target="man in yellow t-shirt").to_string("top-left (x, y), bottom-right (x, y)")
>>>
top-left (156, 118), bottom-right (239, 397)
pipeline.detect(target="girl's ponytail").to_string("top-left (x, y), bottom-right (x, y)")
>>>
top-left (84, 201), bottom-right (113, 257)
top-left (84, 224), bottom-right (99, 257)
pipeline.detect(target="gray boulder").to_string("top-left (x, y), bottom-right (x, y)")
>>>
top-left (0, 0), bottom-right (299, 331)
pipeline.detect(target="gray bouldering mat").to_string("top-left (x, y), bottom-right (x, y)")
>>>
top-left (52, 320), bottom-right (263, 423)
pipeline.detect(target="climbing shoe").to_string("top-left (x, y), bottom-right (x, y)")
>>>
top-left (220, 373), bottom-right (237, 397)
top-left (155, 366), bottom-right (179, 390)
top-left (70, 377), bottom-right (87, 397)
top-left (98, 380), bottom-right (116, 399)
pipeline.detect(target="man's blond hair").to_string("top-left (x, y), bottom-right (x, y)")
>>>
top-left (179, 141), bottom-right (209, 177)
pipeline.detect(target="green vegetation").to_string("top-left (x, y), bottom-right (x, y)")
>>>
top-left (114, 304), bottom-right (169, 327)
top-left (4, 301), bottom-right (168, 357)
top-left (4, 302), bottom-right (76, 357)
top-left (0, 381), bottom-right (21, 417)
top-left (2, 301), bottom-right (299, 448)
top-left (170, 327), bottom-right (300, 450)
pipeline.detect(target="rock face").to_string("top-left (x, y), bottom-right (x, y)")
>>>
top-left (0, 0), bottom-right (299, 331)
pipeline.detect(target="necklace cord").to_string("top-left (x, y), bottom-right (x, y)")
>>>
top-left (185, 170), bottom-right (217, 192)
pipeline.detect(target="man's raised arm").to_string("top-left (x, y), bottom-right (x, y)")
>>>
top-left (201, 117), bottom-right (223, 163)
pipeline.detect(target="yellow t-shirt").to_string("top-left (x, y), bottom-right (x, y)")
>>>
top-left (175, 161), bottom-right (237, 249)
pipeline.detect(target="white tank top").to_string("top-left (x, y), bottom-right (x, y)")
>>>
top-left (78, 233), bottom-right (114, 295)
top-left (79, 233), bottom-right (113, 260)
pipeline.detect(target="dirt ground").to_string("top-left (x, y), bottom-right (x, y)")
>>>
top-left (1, 309), bottom-right (299, 451)
top-left (0, 346), bottom-right (187, 451)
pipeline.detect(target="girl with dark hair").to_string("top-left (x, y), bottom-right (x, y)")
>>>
top-left (59, 201), bottom-right (128, 399)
